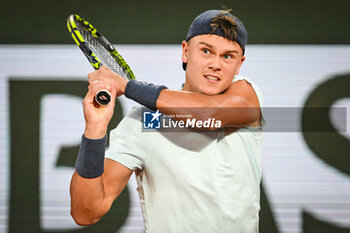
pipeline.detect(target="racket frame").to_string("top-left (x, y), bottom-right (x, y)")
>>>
top-left (67, 14), bottom-right (136, 105)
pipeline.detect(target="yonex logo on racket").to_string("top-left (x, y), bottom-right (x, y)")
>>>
top-left (143, 110), bottom-right (162, 129)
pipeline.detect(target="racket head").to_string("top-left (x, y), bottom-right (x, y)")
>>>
top-left (67, 14), bottom-right (136, 80)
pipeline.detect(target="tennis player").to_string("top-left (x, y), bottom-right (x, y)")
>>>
top-left (70, 9), bottom-right (263, 233)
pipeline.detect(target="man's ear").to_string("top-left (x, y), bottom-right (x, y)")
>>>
top-left (182, 40), bottom-right (189, 63)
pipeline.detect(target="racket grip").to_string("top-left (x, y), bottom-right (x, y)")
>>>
top-left (95, 89), bottom-right (111, 105)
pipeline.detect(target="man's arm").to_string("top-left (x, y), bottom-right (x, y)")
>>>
top-left (70, 66), bottom-right (132, 225)
top-left (156, 80), bottom-right (261, 128)
top-left (87, 66), bottom-right (261, 129)
top-left (70, 159), bottom-right (132, 225)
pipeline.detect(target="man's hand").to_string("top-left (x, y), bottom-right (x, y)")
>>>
top-left (83, 66), bottom-right (128, 139)
top-left (87, 66), bottom-right (128, 96)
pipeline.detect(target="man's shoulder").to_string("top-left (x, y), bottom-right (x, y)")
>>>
top-left (125, 105), bottom-right (144, 119)
top-left (111, 106), bottom-right (144, 135)
top-left (115, 105), bottom-right (160, 134)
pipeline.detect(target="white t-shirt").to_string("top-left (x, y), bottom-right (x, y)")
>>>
top-left (105, 76), bottom-right (264, 233)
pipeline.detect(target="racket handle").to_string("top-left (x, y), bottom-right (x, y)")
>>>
top-left (95, 89), bottom-right (111, 105)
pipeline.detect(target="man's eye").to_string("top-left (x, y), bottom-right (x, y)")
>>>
top-left (202, 49), bottom-right (210, 54)
top-left (224, 54), bottom-right (232, 59)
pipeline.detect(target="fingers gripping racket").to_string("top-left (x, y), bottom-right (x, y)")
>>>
top-left (67, 14), bottom-right (136, 105)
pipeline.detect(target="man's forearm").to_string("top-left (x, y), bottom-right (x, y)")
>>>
top-left (122, 80), bottom-right (260, 128)
top-left (156, 89), bottom-right (259, 128)
top-left (70, 132), bottom-right (109, 225)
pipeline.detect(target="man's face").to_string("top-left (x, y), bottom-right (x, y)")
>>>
top-left (182, 34), bottom-right (245, 95)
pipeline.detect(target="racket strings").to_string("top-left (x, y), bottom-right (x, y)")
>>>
top-left (75, 21), bottom-right (127, 78)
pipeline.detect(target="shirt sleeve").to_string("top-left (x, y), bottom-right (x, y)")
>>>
top-left (105, 106), bottom-right (149, 170)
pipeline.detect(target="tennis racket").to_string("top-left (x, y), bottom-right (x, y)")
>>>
top-left (67, 14), bottom-right (136, 105)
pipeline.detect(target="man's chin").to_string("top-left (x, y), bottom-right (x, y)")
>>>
top-left (184, 85), bottom-right (224, 95)
top-left (199, 89), bottom-right (221, 96)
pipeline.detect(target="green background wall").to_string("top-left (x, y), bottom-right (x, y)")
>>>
top-left (1, 0), bottom-right (349, 44)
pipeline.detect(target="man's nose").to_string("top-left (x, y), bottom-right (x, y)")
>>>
top-left (208, 56), bottom-right (222, 71)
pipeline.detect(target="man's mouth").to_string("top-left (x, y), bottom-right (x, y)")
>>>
top-left (204, 75), bottom-right (219, 81)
